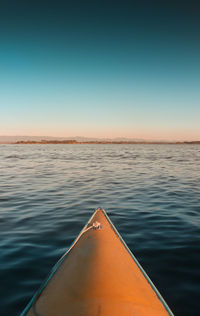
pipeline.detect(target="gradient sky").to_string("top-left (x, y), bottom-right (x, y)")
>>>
top-left (0, 0), bottom-right (200, 140)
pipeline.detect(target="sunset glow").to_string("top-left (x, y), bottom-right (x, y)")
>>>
top-left (0, 1), bottom-right (199, 141)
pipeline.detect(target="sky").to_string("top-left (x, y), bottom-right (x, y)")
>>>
top-left (0, 0), bottom-right (200, 140)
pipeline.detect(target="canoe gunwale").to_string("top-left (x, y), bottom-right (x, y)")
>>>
top-left (20, 210), bottom-right (101, 316)
top-left (103, 210), bottom-right (174, 316)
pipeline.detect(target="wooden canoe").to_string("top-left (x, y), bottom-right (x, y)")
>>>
top-left (20, 208), bottom-right (173, 316)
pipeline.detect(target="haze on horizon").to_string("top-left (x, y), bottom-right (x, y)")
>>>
top-left (0, 0), bottom-right (199, 141)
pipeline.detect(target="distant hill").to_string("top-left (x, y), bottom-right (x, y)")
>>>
top-left (0, 135), bottom-right (199, 144)
top-left (0, 135), bottom-right (145, 144)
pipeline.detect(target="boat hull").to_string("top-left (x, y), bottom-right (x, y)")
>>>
top-left (21, 208), bottom-right (173, 316)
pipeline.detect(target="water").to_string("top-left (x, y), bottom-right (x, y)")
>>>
top-left (0, 144), bottom-right (200, 316)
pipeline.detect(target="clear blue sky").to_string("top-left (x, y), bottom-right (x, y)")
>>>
top-left (0, 0), bottom-right (200, 140)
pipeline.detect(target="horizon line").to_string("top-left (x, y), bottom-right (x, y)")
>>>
top-left (0, 135), bottom-right (200, 143)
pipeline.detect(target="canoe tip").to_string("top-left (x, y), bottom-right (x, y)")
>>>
top-left (95, 207), bottom-right (106, 214)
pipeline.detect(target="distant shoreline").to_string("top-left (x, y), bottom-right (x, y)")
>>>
top-left (5, 140), bottom-right (200, 145)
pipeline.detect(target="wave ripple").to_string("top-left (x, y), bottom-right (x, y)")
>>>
top-left (0, 144), bottom-right (200, 316)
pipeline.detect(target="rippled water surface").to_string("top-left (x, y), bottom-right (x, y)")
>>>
top-left (0, 144), bottom-right (200, 316)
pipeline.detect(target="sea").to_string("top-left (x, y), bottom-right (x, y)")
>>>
top-left (0, 144), bottom-right (200, 316)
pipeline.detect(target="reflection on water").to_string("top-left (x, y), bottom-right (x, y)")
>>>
top-left (0, 144), bottom-right (200, 316)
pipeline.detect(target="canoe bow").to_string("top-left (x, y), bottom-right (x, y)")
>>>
top-left (21, 208), bottom-right (173, 316)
